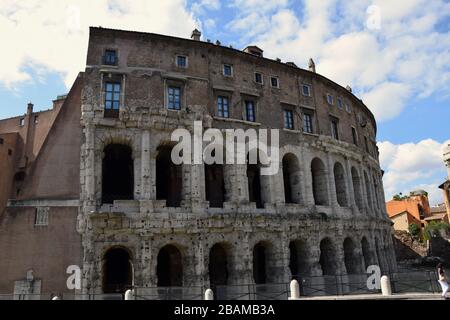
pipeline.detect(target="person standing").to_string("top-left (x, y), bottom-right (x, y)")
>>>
top-left (437, 263), bottom-right (449, 299)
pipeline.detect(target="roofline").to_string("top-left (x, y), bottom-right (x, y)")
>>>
top-left (89, 26), bottom-right (377, 133)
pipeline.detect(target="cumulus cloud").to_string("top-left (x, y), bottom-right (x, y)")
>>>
top-left (0, 0), bottom-right (198, 89)
top-left (378, 139), bottom-right (450, 205)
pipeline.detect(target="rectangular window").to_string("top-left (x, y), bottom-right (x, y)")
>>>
top-left (331, 119), bottom-right (339, 140)
top-left (337, 98), bottom-right (343, 109)
top-left (303, 113), bottom-right (313, 134)
top-left (223, 64), bottom-right (233, 77)
top-left (302, 85), bottom-right (311, 96)
top-left (345, 102), bottom-right (351, 113)
top-left (168, 86), bottom-right (181, 110)
top-left (105, 82), bottom-right (121, 110)
top-left (284, 110), bottom-right (294, 130)
top-left (352, 127), bottom-right (358, 145)
top-left (255, 72), bottom-right (263, 84)
top-left (217, 96), bottom-right (230, 118)
top-left (19, 118), bottom-right (25, 126)
top-left (34, 207), bottom-right (49, 226)
top-left (176, 55), bottom-right (187, 68)
top-left (34, 116), bottom-right (39, 124)
top-left (8, 149), bottom-right (12, 156)
top-left (271, 77), bottom-right (279, 88)
top-left (0, 138), bottom-right (3, 144)
top-left (327, 94), bottom-right (334, 105)
top-left (104, 50), bottom-right (117, 66)
top-left (245, 100), bottom-right (256, 122)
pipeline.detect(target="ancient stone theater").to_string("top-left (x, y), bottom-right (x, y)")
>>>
top-left (0, 27), bottom-right (397, 299)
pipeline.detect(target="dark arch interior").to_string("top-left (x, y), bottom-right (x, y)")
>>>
top-left (343, 238), bottom-right (360, 274)
top-left (289, 240), bottom-right (309, 279)
top-left (247, 156), bottom-right (263, 208)
top-left (319, 238), bottom-right (336, 276)
top-left (157, 245), bottom-right (183, 287)
top-left (333, 162), bottom-right (348, 207)
top-left (361, 237), bottom-right (371, 270)
top-left (205, 164), bottom-right (225, 208)
top-left (311, 158), bottom-right (328, 206)
top-left (253, 242), bottom-right (267, 284)
top-left (209, 244), bottom-right (229, 286)
top-left (283, 154), bottom-right (299, 204)
top-left (102, 248), bottom-right (132, 294)
top-left (102, 144), bottom-right (134, 204)
top-left (156, 146), bottom-right (182, 207)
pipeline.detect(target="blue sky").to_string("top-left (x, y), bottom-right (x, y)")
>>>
top-left (0, 0), bottom-right (449, 204)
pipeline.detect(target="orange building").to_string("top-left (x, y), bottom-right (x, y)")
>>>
top-left (386, 190), bottom-right (431, 231)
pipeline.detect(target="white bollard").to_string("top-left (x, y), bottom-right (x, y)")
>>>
top-left (380, 275), bottom-right (392, 296)
top-left (124, 289), bottom-right (134, 300)
top-left (204, 289), bottom-right (214, 300)
top-left (289, 280), bottom-right (301, 300)
top-left (51, 296), bottom-right (61, 300)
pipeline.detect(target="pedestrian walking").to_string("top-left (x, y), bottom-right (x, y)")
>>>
top-left (437, 263), bottom-right (449, 299)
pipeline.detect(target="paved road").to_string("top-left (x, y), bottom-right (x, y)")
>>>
top-left (296, 293), bottom-right (447, 300)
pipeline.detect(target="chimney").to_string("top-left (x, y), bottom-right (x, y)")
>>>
top-left (27, 102), bottom-right (33, 114)
top-left (346, 85), bottom-right (352, 93)
top-left (191, 29), bottom-right (201, 41)
top-left (308, 58), bottom-right (316, 73)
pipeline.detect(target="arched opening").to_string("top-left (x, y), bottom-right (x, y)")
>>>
top-left (102, 247), bottom-right (132, 294)
top-left (102, 144), bottom-right (134, 204)
top-left (156, 146), bottom-right (182, 207)
top-left (289, 240), bottom-right (309, 279)
top-left (205, 164), bottom-right (225, 208)
top-left (351, 167), bottom-right (363, 210)
top-left (333, 162), bottom-right (348, 207)
top-left (253, 242), bottom-right (268, 284)
top-left (157, 245), bottom-right (183, 287)
top-left (364, 171), bottom-right (373, 209)
top-left (319, 238), bottom-right (337, 275)
top-left (247, 155), bottom-right (264, 209)
top-left (361, 237), bottom-right (372, 270)
top-left (282, 153), bottom-right (301, 204)
top-left (343, 238), bottom-right (361, 274)
top-left (311, 158), bottom-right (329, 206)
top-left (209, 244), bottom-right (229, 286)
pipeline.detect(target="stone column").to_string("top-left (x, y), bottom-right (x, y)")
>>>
top-left (301, 151), bottom-right (315, 206)
top-left (326, 152), bottom-right (338, 207)
top-left (358, 163), bottom-right (370, 214)
top-left (141, 130), bottom-right (151, 200)
top-left (84, 124), bottom-right (96, 207)
top-left (344, 158), bottom-right (356, 208)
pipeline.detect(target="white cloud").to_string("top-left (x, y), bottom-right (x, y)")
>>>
top-left (378, 139), bottom-right (450, 205)
top-left (0, 0), bottom-right (198, 89)
top-left (192, 0), bottom-right (221, 15)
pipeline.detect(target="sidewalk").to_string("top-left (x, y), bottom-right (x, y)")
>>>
top-left (297, 293), bottom-right (446, 300)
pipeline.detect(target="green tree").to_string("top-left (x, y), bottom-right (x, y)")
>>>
top-left (408, 223), bottom-right (421, 240)
top-left (423, 221), bottom-right (450, 240)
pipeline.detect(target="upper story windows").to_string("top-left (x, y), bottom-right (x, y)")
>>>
top-left (176, 55), bottom-right (188, 68)
top-left (223, 64), bottom-right (233, 77)
top-left (104, 81), bottom-right (121, 118)
top-left (284, 109), bottom-right (294, 130)
top-left (352, 127), bottom-right (358, 145)
top-left (270, 77), bottom-right (280, 88)
top-left (217, 96), bottom-right (230, 118)
top-left (302, 84), bottom-right (311, 97)
top-left (167, 86), bottom-right (182, 110)
top-left (0, 138), bottom-right (3, 145)
top-left (337, 97), bottom-right (343, 110)
top-left (331, 118), bottom-right (339, 140)
top-left (104, 49), bottom-right (118, 66)
top-left (255, 72), bottom-right (263, 84)
top-left (326, 94), bottom-right (334, 105)
top-left (19, 118), bottom-right (25, 126)
top-left (303, 111), bottom-right (314, 134)
top-left (345, 102), bottom-right (351, 113)
top-left (245, 100), bottom-right (256, 122)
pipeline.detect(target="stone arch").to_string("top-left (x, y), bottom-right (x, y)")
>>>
top-left (102, 143), bottom-right (134, 204)
top-left (351, 167), bottom-right (364, 210)
top-left (102, 246), bottom-right (133, 294)
top-left (208, 243), bottom-right (230, 286)
top-left (252, 241), bottom-right (272, 284)
top-left (289, 239), bottom-right (310, 279)
top-left (311, 157), bottom-right (329, 206)
top-left (319, 237), bottom-right (337, 275)
top-left (364, 171), bottom-right (373, 210)
top-left (156, 244), bottom-right (183, 287)
top-left (156, 145), bottom-right (183, 207)
top-left (205, 163), bottom-right (225, 208)
top-left (361, 236), bottom-right (373, 270)
top-left (247, 151), bottom-right (264, 208)
top-left (282, 153), bottom-right (302, 204)
top-left (333, 162), bottom-right (348, 207)
top-left (343, 237), bottom-right (362, 274)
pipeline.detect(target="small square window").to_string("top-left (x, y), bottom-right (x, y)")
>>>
top-left (284, 110), bottom-right (294, 130)
top-left (223, 64), bottom-right (233, 77)
top-left (245, 100), bottom-right (256, 122)
top-left (104, 50), bottom-right (118, 66)
top-left (176, 55), bottom-right (187, 68)
top-left (34, 116), bottom-right (39, 124)
top-left (34, 207), bottom-right (49, 226)
top-left (255, 73), bottom-right (263, 84)
top-left (8, 149), bottom-right (12, 156)
top-left (327, 94), bottom-right (334, 105)
top-left (337, 98), bottom-right (343, 109)
top-left (302, 85), bottom-right (311, 96)
top-left (0, 138), bottom-right (3, 144)
top-left (271, 77), bottom-right (279, 88)
top-left (105, 82), bottom-right (121, 110)
top-left (19, 118), bottom-right (25, 126)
